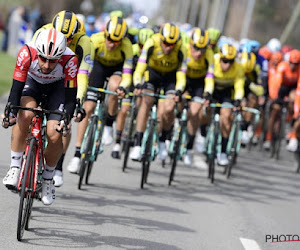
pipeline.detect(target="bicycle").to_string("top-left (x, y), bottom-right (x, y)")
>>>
top-left (225, 106), bottom-right (260, 178)
top-left (270, 101), bottom-right (288, 160)
top-left (168, 96), bottom-right (204, 185)
top-left (3, 102), bottom-right (68, 241)
top-left (122, 94), bottom-right (138, 172)
top-left (140, 91), bottom-right (171, 189)
top-left (78, 86), bottom-right (117, 189)
top-left (204, 103), bottom-right (235, 183)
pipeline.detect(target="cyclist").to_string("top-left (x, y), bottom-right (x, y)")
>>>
top-left (129, 23), bottom-right (187, 161)
top-left (204, 43), bottom-right (245, 166)
top-left (239, 51), bottom-right (264, 145)
top-left (263, 49), bottom-right (300, 150)
top-left (2, 28), bottom-right (79, 205)
top-left (207, 28), bottom-right (221, 53)
top-left (67, 16), bottom-right (133, 172)
top-left (33, 10), bottom-right (94, 186)
top-left (182, 28), bottom-right (214, 165)
top-left (111, 28), bottom-right (154, 159)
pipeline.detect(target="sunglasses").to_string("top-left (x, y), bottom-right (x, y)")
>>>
top-left (221, 58), bottom-right (234, 64)
top-left (193, 45), bottom-right (206, 52)
top-left (38, 55), bottom-right (59, 63)
top-left (106, 36), bottom-right (121, 45)
top-left (162, 40), bottom-right (176, 48)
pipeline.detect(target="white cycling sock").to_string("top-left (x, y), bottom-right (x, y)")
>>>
top-left (42, 164), bottom-right (56, 180)
top-left (10, 151), bottom-right (23, 168)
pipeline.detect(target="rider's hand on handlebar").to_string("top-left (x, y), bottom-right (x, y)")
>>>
top-left (55, 120), bottom-right (70, 137)
top-left (174, 90), bottom-right (182, 102)
top-left (233, 99), bottom-right (241, 111)
top-left (116, 87), bottom-right (126, 99)
top-left (1, 113), bottom-right (17, 128)
top-left (133, 84), bottom-right (142, 96)
top-left (74, 107), bottom-right (86, 123)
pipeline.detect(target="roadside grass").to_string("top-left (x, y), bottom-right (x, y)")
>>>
top-left (0, 51), bottom-right (15, 96)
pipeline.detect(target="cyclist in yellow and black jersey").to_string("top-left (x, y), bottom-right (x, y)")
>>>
top-left (129, 23), bottom-right (187, 161)
top-left (204, 43), bottom-right (245, 166)
top-left (239, 51), bottom-right (264, 145)
top-left (111, 28), bottom-right (154, 159)
top-left (182, 28), bottom-right (214, 166)
top-left (32, 10), bottom-right (94, 186)
top-left (67, 16), bottom-right (133, 172)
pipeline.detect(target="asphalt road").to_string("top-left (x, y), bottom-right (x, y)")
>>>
top-left (0, 97), bottom-right (300, 250)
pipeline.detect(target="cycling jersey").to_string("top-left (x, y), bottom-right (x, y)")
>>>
top-left (185, 44), bottom-right (214, 79)
top-left (204, 54), bottom-right (245, 100)
top-left (244, 64), bottom-right (264, 97)
top-left (293, 75), bottom-right (300, 118)
top-left (91, 32), bottom-right (133, 89)
top-left (32, 24), bottom-right (94, 103)
top-left (273, 61), bottom-right (300, 87)
top-left (133, 33), bottom-right (187, 91)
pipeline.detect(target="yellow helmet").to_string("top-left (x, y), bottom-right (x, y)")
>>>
top-left (52, 10), bottom-right (79, 38)
top-left (77, 17), bottom-right (86, 33)
top-left (160, 23), bottom-right (180, 45)
top-left (190, 28), bottom-right (209, 49)
top-left (105, 16), bottom-right (127, 42)
top-left (241, 51), bottom-right (256, 73)
top-left (219, 43), bottom-right (237, 60)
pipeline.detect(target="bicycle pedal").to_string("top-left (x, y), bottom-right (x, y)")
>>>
top-left (6, 184), bottom-right (18, 192)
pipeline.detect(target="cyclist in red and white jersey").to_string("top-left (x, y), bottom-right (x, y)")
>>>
top-left (2, 28), bottom-right (79, 205)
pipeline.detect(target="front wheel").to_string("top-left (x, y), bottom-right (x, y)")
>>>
top-left (17, 138), bottom-right (35, 241)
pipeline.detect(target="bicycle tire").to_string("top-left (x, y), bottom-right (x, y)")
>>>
top-left (78, 116), bottom-right (97, 189)
top-left (226, 131), bottom-right (239, 178)
top-left (209, 124), bottom-right (219, 184)
top-left (85, 161), bottom-right (94, 184)
top-left (140, 120), bottom-right (154, 189)
top-left (17, 138), bottom-right (35, 241)
top-left (169, 125), bottom-right (183, 186)
top-left (122, 109), bottom-right (136, 172)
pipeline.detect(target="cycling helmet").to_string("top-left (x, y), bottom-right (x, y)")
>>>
top-left (219, 43), bottom-right (237, 60)
top-left (247, 40), bottom-right (261, 54)
top-left (207, 28), bottom-right (221, 45)
top-left (190, 28), bottom-right (209, 49)
top-left (180, 31), bottom-right (190, 44)
top-left (86, 15), bottom-right (96, 24)
top-left (240, 51), bottom-right (256, 73)
top-left (105, 16), bottom-right (127, 42)
top-left (289, 49), bottom-right (300, 64)
top-left (160, 23), bottom-right (180, 45)
top-left (110, 10), bottom-right (123, 18)
top-left (138, 28), bottom-right (154, 45)
top-left (281, 45), bottom-right (293, 54)
top-left (52, 10), bottom-right (78, 39)
top-left (270, 51), bottom-right (283, 65)
top-left (258, 46), bottom-right (272, 60)
top-left (77, 17), bottom-right (86, 33)
top-left (35, 28), bottom-right (66, 59)
top-left (267, 38), bottom-right (281, 53)
top-left (152, 24), bottom-right (161, 34)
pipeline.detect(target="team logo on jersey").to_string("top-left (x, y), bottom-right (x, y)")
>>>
top-left (84, 54), bottom-right (93, 65)
top-left (100, 52), bottom-right (105, 57)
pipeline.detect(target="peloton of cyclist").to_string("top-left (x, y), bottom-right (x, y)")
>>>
top-left (130, 23), bottom-right (187, 161)
top-left (204, 43), bottom-right (245, 166)
top-left (2, 28), bottom-right (79, 205)
top-left (67, 16), bottom-right (133, 172)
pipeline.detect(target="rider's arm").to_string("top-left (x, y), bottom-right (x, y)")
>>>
top-left (7, 45), bottom-right (32, 111)
top-left (75, 35), bottom-right (95, 104)
top-left (119, 38), bottom-right (133, 90)
top-left (133, 38), bottom-right (154, 86)
top-left (175, 42), bottom-right (187, 92)
top-left (63, 55), bottom-right (79, 118)
top-left (204, 54), bottom-right (219, 95)
top-left (204, 48), bottom-right (215, 95)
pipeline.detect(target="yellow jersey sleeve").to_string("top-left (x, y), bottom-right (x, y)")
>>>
top-left (119, 38), bottom-right (133, 89)
top-left (175, 41), bottom-right (187, 92)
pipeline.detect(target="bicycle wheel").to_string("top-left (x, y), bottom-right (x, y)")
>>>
top-left (169, 126), bottom-right (183, 186)
top-left (140, 121), bottom-right (154, 189)
top-left (78, 116), bottom-right (97, 189)
top-left (122, 110), bottom-right (136, 172)
top-left (226, 128), bottom-right (239, 179)
top-left (17, 138), bottom-right (36, 241)
top-left (209, 125), bottom-right (219, 184)
top-left (85, 161), bottom-right (94, 184)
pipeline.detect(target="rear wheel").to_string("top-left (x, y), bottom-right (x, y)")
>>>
top-left (169, 129), bottom-right (182, 186)
top-left (78, 116), bottom-right (97, 189)
top-left (17, 138), bottom-right (35, 241)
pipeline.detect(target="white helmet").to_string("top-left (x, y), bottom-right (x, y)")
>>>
top-left (35, 28), bottom-right (67, 59)
top-left (267, 38), bottom-right (281, 53)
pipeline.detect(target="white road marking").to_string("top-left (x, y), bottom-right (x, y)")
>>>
top-left (240, 238), bottom-right (261, 250)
